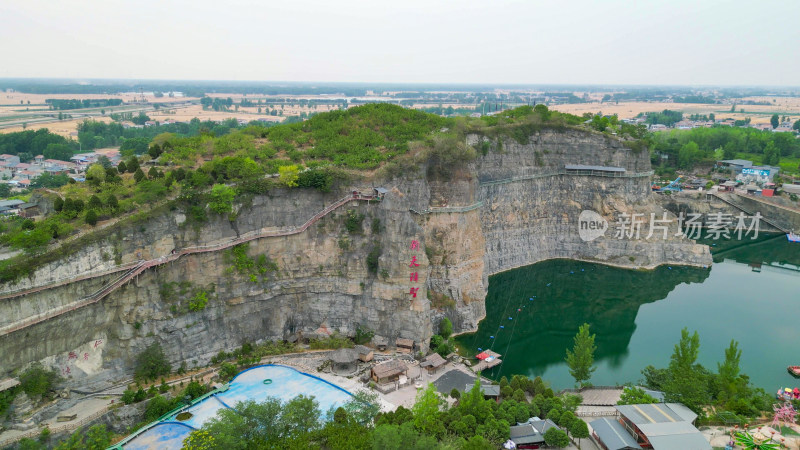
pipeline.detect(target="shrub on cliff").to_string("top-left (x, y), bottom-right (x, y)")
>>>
top-left (208, 184), bottom-right (235, 215)
top-left (134, 343), bottom-right (171, 382)
top-left (344, 209), bottom-right (365, 234)
top-left (19, 363), bottom-right (60, 401)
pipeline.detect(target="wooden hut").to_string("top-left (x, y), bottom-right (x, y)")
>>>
top-left (420, 353), bottom-right (447, 374)
top-left (396, 338), bottom-right (414, 354)
top-left (372, 335), bottom-right (388, 351)
top-left (355, 345), bottom-right (373, 362)
top-left (371, 359), bottom-right (408, 384)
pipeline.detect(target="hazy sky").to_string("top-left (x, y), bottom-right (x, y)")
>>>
top-left (1, 0), bottom-right (798, 86)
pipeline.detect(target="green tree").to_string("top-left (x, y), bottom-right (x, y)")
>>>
top-left (412, 383), bottom-right (445, 437)
top-left (53, 196), bottom-right (64, 212)
top-left (717, 339), bottom-right (742, 401)
top-left (84, 209), bottom-right (98, 226)
top-left (618, 386), bottom-right (659, 404)
top-left (278, 164), bottom-right (300, 187)
top-left (43, 143), bottom-right (73, 161)
top-left (106, 194), bottom-right (119, 211)
top-left (53, 425), bottom-right (111, 450)
top-left (117, 161), bottom-right (127, 173)
top-left (664, 328), bottom-right (709, 413)
top-left (439, 317), bottom-right (453, 340)
top-left (148, 166), bottom-right (160, 179)
top-left (565, 323), bottom-right (596, 387)
top-left (771, 113), bottom-right (779, 129)
top-left (97, 155), bottom-right (112, 168)
top-left (570, 418), bottom-right (590, 449)
top-left (208, 184), bottom-right (235, 215)
top-left (19, 363), bottom-right (60, 401)
top-left (134, 343), bottom-right (171, 381)
top-left (543, 426), bottom-right (570, 448)
top-left (133, 168), bottom-right (145, 183)
top-left (341, 390), bottom-right (381, 425)
top-left (462, 435), bottom-right (493, 449)
top-left (372, 422), bottom-right (439, 450)
top-left (148, 144), bottom-right (163, 159)
top-left (763, 142), bottom-right (780, 165)
top-left (87, 195), bottom-right (103, 210)
top-left (126, 157), bottom-right (140, 173)
top-left (85, 164), bottom-right (106, 186)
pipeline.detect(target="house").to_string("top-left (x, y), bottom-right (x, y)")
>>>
top-left (613, 403), bottom-right (711, 449)
top-left (0, 199), bottom-right (25, 213)
top-left (719, 180), bottom-right (737, 192)
top-left (590, 417), bottom-right (642, 450)
top-left (781, 184), bottom-right (800, 195)
top-left (372, 335), bottom-right (388, 351)
top-left (420, 353), bottom-right (447, 374)
top-left (508, 417), bottom-right (560, 449)
top-left (0, 154), bottom-right (20, 165)
top-left (33, 155), bottom-right (44, 165)
top-left (370, 359), bottom-right (408, 384)
top-left (355, 345), bottom-right (373, 362)
top-left (18, 203), bottom-right (40, 218)
top-left (465, 383), bottom-right (501, 402)
top-left (396, 338), bottom-right (414, 353)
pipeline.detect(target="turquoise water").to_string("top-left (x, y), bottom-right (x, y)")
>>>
top-left (123, 365), bottom-right (354, 449)
top-left (455, 235), bottom-right (800, 392)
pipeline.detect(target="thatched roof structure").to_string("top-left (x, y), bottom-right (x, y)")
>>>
top-left (371, 359), bottom-right (408, 379)
top-left (330, 348), bottom-right (358, 364)
top-left (420, 353), bottom-right (447, 369)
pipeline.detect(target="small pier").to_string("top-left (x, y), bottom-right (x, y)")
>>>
top-left (472, 350), bottom-right (502, 372)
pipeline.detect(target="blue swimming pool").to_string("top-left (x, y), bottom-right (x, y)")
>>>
top-left (121, 364), bottom-right (355, 449)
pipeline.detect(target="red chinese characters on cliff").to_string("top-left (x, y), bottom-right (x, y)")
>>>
top-left (408, 240), bottom-right (420, 298)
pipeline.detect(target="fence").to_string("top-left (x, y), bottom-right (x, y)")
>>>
top-left (480, 169), bottom-right (654, 188)
top-left (0, 406), bottom-right (111, 447)
top-left (410, 201), bottom-right (484, 215)
top-left (0, 193), bottom-right (376, 337)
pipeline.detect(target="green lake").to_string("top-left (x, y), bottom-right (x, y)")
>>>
top-left (455, 235), bottom-right (800, 392)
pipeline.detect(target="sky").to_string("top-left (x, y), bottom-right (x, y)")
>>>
top-left (1, 0), bottom-right (799, 86)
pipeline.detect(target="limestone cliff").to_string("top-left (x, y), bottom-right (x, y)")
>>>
top-left (0, 128), bottom-right (710, 387)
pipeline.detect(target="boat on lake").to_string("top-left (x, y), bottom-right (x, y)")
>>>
top-left (787, 232), bottom-right (800, 243)
top-left (789, 366), bottom-right (800, 377)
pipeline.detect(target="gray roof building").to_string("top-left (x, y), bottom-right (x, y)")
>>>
top-left (509, 418), bottom-right (559, 447)
top-left (614, 403), bottom-right (710, 450)
top-left (590, 417), bottom-right (642, 450)
top-left (0, 199), bottom-right (25, 208)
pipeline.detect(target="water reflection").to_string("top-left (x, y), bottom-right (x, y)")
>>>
top-left (456, 234), bottom-right (799, 390)
top-left (455, 259), bottom-right (710, 379)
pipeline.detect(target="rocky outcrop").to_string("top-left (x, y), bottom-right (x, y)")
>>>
top-left (0, 128), bottom-right (710, 387)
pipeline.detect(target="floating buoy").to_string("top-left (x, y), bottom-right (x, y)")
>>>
top-left (263, 379), bottom-right (273, 385)
top-left (581, 269), bottom-right (585, 272)
top-left (478, 347), bottom-right (483, 351)
top-left (517, 308), bottom-right (521, 312)
top-left (668, 267), bottom-right (672, 270)
top-left (547, 283), bottom-right (551, 286)
top-left (500, 326), bottom-right (505, 329)
top-left (490, 336), bottom-right (495, 339)
top-left (570, 271), bottom-right (574, 274)
top-left (529, 297), bottom-right (533, 300)
top-left (508, 317), bottom-right (513, 320)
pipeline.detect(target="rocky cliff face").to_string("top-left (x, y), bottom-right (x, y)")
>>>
top-left (0, 129), bottom-right (711, 387)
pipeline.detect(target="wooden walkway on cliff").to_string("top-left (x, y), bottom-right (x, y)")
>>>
top-left (0, 191), bottom-right (381, 337)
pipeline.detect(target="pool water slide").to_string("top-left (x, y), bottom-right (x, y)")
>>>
top-left (117, 364), bottom-right (356, 450)
top-left (0, 192), bottom-right (377, 337)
